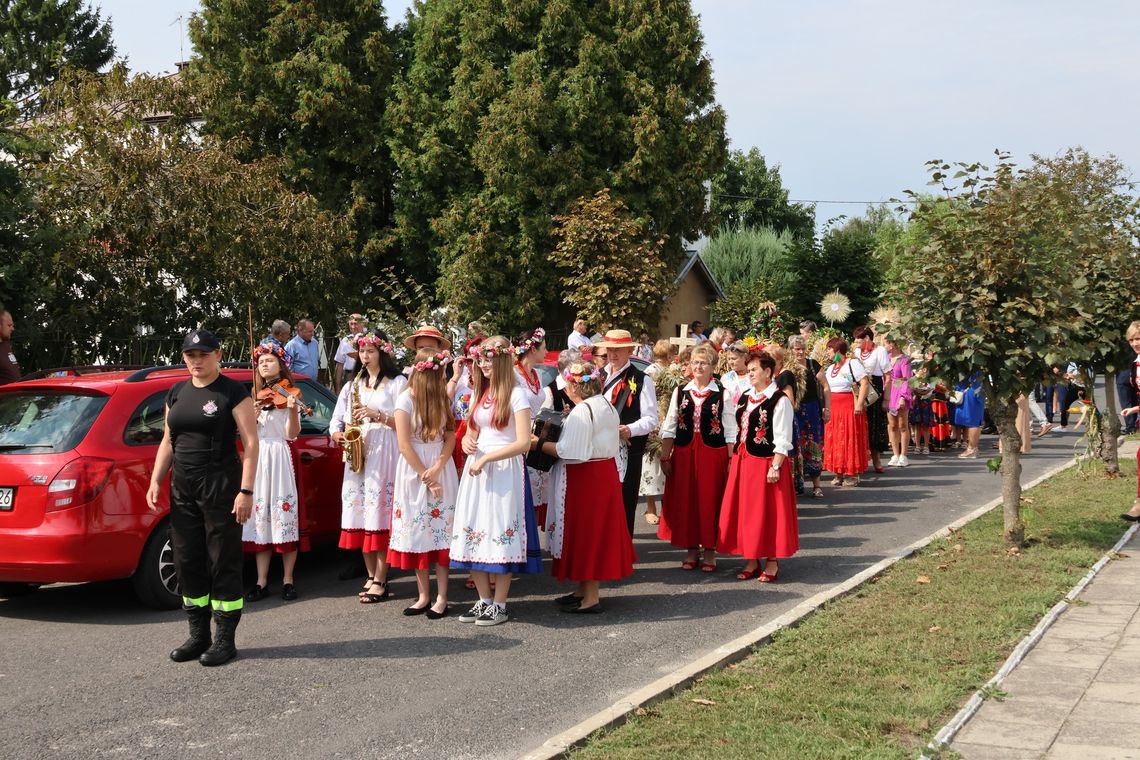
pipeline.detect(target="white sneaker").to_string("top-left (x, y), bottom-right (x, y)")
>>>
top-left (887, 455), bottom-right (900, 466)
top-left (898, 456), bottom-right (909, 467)
top-left (1055, 426), bottom-right (1067, 432)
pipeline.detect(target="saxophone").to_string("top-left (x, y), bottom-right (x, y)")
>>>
top-left (342, 379), bottom-right (365, 473)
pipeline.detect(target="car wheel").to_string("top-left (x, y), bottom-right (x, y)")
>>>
top-left (0, 582), bottom-right (40, 597)
top-left (131, 519), bottom-right (181, 610)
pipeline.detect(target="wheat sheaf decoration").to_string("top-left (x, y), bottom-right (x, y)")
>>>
top-left (868, 305), bottom-right (900, 331)
top-left (819, 291), bottom-right (852, 326)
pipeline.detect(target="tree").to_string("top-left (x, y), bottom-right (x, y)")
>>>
top-left (701, 225), bottom-right (797, 296)
top-left (387, 0), bottom-right (726, 331)
top-left (1030, 149), bottom-right (1138, 473)
top-left (18, 66), bottom-right (350, 370)
top-left (0, 0), bottom-right (114, 112)
top-left (189, 0), bottom-right (398, 269)
top-left (710, 147), bottom-right (815, 243)
top-left (788, 214), bottom-right (884, 329)
top-left (551, 189), bottom-right (672, 335)
top-left (885, 151), bottom-right (1124, 546)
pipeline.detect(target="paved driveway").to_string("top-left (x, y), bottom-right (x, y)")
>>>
top-left (0, 432), bottom-right (1082, 759)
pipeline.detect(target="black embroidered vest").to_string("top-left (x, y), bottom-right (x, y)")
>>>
top-left (605, 363), bottom-right (648, 455)
top-left (547, 379), bottom-right (574, 412)
top-left (673, 384), bottom-right (727, 448)
top-left (736, 392), bottom-right (783, 458)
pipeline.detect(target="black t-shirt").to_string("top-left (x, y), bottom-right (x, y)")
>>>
top-left (0, 340), bottom-right (21, 385)
top-left (165, 375), bottom-right (249, 466)
top-left (776, 369), bottom-right (797, 403)
top-left (803, 358), bottom-right (821, 405)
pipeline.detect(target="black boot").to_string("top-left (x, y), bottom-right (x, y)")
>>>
top-left (199, 610), bottom-right (240, 667)
top-left (169, 606), bottom-right (212, 662)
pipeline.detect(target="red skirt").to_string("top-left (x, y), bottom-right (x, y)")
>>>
top-left (363, 530), bottom-right (390, 553)
top-left (551, 459), bottom-right (637, 582)
top-left (823, 392), bottom-right (869, 476)
top-left (658, 434), bottom-right (729, 549)
top-left (338, 528), bottom-right (364, 550)
top-left (386, 548), bottom-right (449, 571)
top-left (242, 541), bottom-right (299, 554)
top-left (718, 454), bottom-right (798, 559)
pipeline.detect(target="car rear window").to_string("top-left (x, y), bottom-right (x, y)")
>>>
top-left (0, 391), bottom-right (109, 454)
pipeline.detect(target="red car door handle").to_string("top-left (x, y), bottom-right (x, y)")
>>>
top-left (299, 452), bottom-right (315, 463)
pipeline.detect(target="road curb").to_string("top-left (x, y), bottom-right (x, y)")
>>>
top-left (519, 452), bottom-right (1089, 760)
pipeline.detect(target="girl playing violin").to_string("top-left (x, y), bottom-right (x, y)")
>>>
top-left (242, 340), bottom-right (303, 601)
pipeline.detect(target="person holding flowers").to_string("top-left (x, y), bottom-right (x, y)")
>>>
top-left (243, 340), bottom-right (304, 602)
top-left (388, 349), bottom-right (458, 619)
top-left (658, 343), bottom-right (738, 572)
top-left (718, 349), bottom-right (797, 582)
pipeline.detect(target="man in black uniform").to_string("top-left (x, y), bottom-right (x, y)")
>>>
top-left (596, 329), bottom-right (659, 535)
top-left (147, 329), bottom-right (259, 667)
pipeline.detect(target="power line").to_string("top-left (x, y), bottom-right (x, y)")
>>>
top-left (713, 192), bottom-right (916, 205)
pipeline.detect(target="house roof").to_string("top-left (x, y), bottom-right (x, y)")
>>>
top-left (676, 249), bottom-right (724, 299)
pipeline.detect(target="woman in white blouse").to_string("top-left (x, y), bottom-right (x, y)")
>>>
top-left (821, 337), bottom-right (870, 487)
top-left (718, 349), bottom-right (798, 582)
top-left (536, 360), bottom-right (637, 613)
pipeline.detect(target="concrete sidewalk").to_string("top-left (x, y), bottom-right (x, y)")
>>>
top-left (950, 525), bottom-right (1140, 759)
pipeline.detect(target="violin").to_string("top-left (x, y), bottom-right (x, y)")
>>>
top-left (256, 378), bottom-right (314, 416)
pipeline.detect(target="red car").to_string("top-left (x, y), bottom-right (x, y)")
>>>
top-left (0, 365), bottom-right (344, 608)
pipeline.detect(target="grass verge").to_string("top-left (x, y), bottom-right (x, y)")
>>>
top-left (572, 457), bottom-right (1139, 760)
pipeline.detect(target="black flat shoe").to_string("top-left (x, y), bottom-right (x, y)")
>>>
top-left (1121, 513), bottom-right (1140, 522)
top-left (562, 602), bottom-right (603, 614)
top-left (246, 584), bottom-right (269, 602)
top-left (281, 583), bottom-right (297, 601)
top-left (403, 603), bottom-right (430, 616)
top-left (554, 592), bottom-right (584, 606)
top-left (425, 606), bottom-right (449, 620)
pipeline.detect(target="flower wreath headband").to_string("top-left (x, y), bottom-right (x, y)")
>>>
top-left (473, 342), bottom-right (515, 359)
top-left (562, 366), bottom-right (601, 384)
top-left (515, 327), bottom-right (546, 357)
top-left (413, 352), bottom-right (452, 373)
top-left (352, 333), bottom-right (395, 354)
top-left (253, 340), bottom-right (291, 368)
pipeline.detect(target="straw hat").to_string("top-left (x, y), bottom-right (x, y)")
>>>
top-left (594, 329), bottom-right (637, 349)
top-left (403, 325), bottom-right (452, 351)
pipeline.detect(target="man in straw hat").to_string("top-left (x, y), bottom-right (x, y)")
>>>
top-left (595, 328), bottom-right (659, 535)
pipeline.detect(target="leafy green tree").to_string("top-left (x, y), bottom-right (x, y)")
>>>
top-left (189, 0), bottom-right (398, 268)
top-left (387, 0), bottom-right (726, 331)
top-left (709, 277), bottom-right (781, 334)
top-left (710, 147), bottom-right (815, 242)
top-left (885, 150), bottom-right (1132, 546)
top-left (788, 214), bottom-right (883, 329)
top-left (1031, 149), bottom-right (1138, 473)
top-left (0, 0), bottom-right (114, 111)
top-left (19, 66), bottom-right (350, 370)
top-left (551, 189), bottom-right (672, 335)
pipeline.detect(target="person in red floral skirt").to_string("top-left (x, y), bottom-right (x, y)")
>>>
top-left (718, 349), bottom-right (797, 582)
top-left (658, 343), bottom-right (738, 572)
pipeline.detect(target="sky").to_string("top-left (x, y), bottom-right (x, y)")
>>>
top-left (96, 0), bottom-right (1140, 225)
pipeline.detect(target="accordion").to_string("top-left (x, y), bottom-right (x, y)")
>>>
top-left (525, 408), bottom-right (566, 472)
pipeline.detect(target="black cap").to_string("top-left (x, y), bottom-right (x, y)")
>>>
top-left (182, 328), bottom-right (221, 352)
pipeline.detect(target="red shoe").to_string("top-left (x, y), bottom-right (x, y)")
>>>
top-left (736, 566), bottom-right (760, 580)
top-left (681, 560), bottom-right (698, 571)
top-left (758, 562), bottom-right (780, 583)
top-left (874, 466), bottom-right (886, 474)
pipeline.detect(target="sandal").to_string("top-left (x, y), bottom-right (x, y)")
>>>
top-left (359, 580), bottom-right (390, 604)
top-left (736, 566), bottom-right (760, 580)
top-left (812, 487), bottom-right (824, 498)
top-left (681, 560), bottom-right (698, 571)
top-left (830, 477), bottom-right (843, 487)
top-left (464, 578), bottom-right (476, 590)
top-left (758, 561), bottom-right (779, 583)
top-left (357, 576), bottom-right (375, 598)
top-left (700, 561), bottom-right (717, 573)
top-left (846, 477), bottom-right (860, 487)
top-left (958, 448), bottom-right (978, 459)
top-left (644, 512), bottom-right (659, 525)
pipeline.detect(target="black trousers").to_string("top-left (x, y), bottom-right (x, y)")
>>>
top-left (170, 460), bottom-right (244, 609)
top-left (621, 438), bottom-right (647, 536)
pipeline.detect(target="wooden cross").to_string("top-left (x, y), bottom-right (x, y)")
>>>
top-left (670, 323), bottom-right (699, 352)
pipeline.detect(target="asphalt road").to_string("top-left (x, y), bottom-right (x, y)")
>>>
top-left (0, 430), bottom-right (1088, 760)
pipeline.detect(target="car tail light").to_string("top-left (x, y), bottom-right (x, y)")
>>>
top-left (47, 457), bottom-right (115, 511)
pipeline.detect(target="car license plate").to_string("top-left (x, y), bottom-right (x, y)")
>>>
top-left (0, 487), bottom-right (13, 511)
